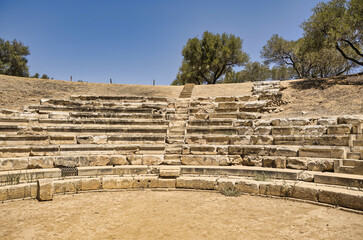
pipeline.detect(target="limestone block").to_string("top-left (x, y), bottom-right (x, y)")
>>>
top-left (271, 118), bottom-right (290, 126)
top-left (290, 184), bottom-right (318, 201)
top-left (133, 176), bottom-right (158, 188)
top-left (159, 167), bottom-right (180, 178)
top-left (253, 126), bottom-right (271, 135)
top-left (228, 155), bottom-right (243, 165)
top-left (289, 118), bottom-right (310, 126)
top-left (337, 116), bottom-right (363, 125)
top-left (0, 146), bottom-right (31, 158)
top-left (254, 120), bottom-right (272, 126)
top-left (215, 96), bottom-right (235, 102)
top-left (307, 158), bottom-right (334, 172)
top-left (299, 147), bottom-right (345, 159)
top-left (262, 156), bottom-right (286, 168)
top-left (304, 135), bottom-right (349, 146)
top-left (142, 155), bottom-right (163, 165)
top-left (190, 146), bottom-right (216, 155)
top-left (0, 158), bottom-right (29, 171)
top-left (251, 135), bottom-right (273, 145)
top-left (297, 171), bottom-right (314, 182)
top-left (327, 125), bottom-right (351, 134)
top-left (271, 126), bottom-right (294, 135)
top-left (182, 146), bottom-right (190, 155)
top-left (237, 95), bottom-right (252, 101)
top-left (243, 146), bottom-right (267, 156)
top-left (259, 182), bottom-right (288, 197)
top-left (181, 155), bottom-right (226, 166)
top-left (244, 100), bottom-right (269, 109)
top-left (54, 156), bottom-right (90, 167)
top-left (237, 112), bottom-right (261, 120)
top-left (88, 155), bottom-right (111, 166)
top-left (229, 136), bottom-right (251, 145)
top-left (274, 136), bottom-right (304, 145)
top-left (269, 146), bottom-right (299, 157)
top-left (235, 180), bottom-right (259, 194)
top-left (286, 157), bottom-right (308, 170)
top-left (157, 179), bottom-right (176, 188)
top-left (303, 126), bottom-right (326, 135)
top-left (228, 146), bottom-right (244, 155)
top-left (102, 177), bottom-right (133, 189)
top-left (216, 146), bottom-right (228, 155)
top-left (216, 178), bottom-right (237, 191)
top-left (317, 117), bottom-right (337, 125)
top-left (318, 188), bottom-right (363, 210)
top-left (238, 127), bottom-right (254, 135)
top-left (81, 178), bottom-right (101, 191)
top-left (218, 102), bottom-right (237, 108)
top-left (127, 155), bottom-right (143, 165)
top-left (234, 120), bottom-right (253, 127)
top-left (6, 184), bottom-right (26, 200)
top-left (108, 155), bottom-right (128, 165)
top-left (242, 156), bottom-right (262, 167)
top-left (176, 177), bottom-right (217, 190)
top-left (0, 187), bottom-right (7, 201)
top-left (30, 146), bottom-right (59, 157)
top-left (37, 179), bottom-right (53, 201)
top-left (28, 156), bottom-right (54, 169)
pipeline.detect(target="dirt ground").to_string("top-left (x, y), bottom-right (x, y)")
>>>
top-left (0, 74), bottom-right (362, 118)
top-left (0, 190), bottom-right (362, 240)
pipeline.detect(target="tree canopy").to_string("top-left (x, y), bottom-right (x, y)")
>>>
top-left (172, 31), bottom-right (249, 85)
top-left (302, 0), bottom-right (362, 66)
top-left (0, 38), bottom-right (30, 77)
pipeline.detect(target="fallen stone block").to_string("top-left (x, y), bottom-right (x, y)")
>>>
top-left (37, 179), bottom-right (53, 201)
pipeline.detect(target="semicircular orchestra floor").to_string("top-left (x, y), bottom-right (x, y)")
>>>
top-left (0, 190), bottom-right (362, 240)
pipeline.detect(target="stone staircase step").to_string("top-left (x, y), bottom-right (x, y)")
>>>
top-left (27, 105), bottom-right (155, 114)
top-left (69, 112), bottom-right (164, 119)
top-left (314, 172), bottom-right (363, 188)
top-left (353, 140), bottom-right (363, 146)
top-left (347, 152), bottom-right (361, 160)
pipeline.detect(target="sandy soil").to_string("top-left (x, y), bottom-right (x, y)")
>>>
top-left (192, 82), bottom-right (253, 97)
top-left (0, 190), bottom-right (362, 240)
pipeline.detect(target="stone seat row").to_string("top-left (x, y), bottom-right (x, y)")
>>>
top-left (0, 165), bottom-right (362, 210)
top-left (0, 143), bottom-right (346, 159)
top-left (0, 134), bottom-right (352, 147)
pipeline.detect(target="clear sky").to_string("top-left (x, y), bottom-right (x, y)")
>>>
top-left (0, 0), bottom-right (327, 85)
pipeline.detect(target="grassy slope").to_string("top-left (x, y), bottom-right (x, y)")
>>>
top-left (0, 74), bottom-right (362, 117)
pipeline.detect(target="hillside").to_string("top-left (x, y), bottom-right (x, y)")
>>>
top-left (0, 74), bottom-right (362, 117)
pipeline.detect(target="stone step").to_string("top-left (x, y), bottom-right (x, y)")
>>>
top-left (314, 172), bottom-right (363, 188)
top-left (335, 159), bottom-right (363, 175)
top-left (0, 125), bottom-right (27, 133)
top-left (69, 112), bottom-right (165, 119)
top-left (0, 144), bottom-right (166, 158)
top-left (27, 105), bottom-right (155, 114)
top-left (166, 136), bottom-right (185, 144)
top-left (69, 95), bottom-right (168, 102)
top-left (347, 152), bottom-right (361, 160)
top-left (188, 119), bottom-right (234, 126)
top-left (38, 118), bottom-right (169, 126)
top-left (0, 135), bottom-right (166, 146)
top-left (163, 155), bottom-right (182, 165)
top-left (30, 126), bottom-right (168, 134)
top-left (40, 99), bottom-right (169, 109)
top-left (353, 140), bottom-right (363, 146)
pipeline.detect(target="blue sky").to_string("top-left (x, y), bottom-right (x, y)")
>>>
top-left (0, 0), bottom-right (326, 85)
